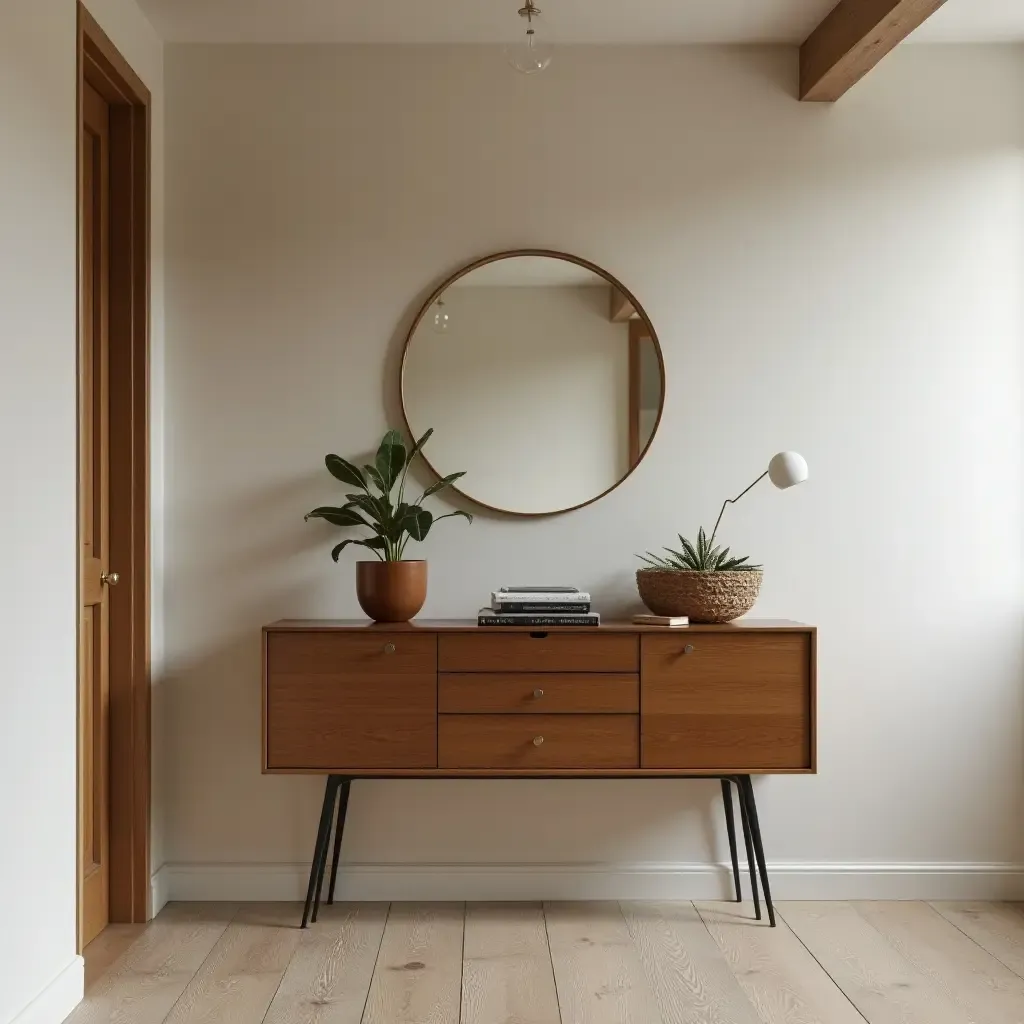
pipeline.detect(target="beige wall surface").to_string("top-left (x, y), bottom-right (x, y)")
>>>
top-left (163, 44), bottom-right (1024, 896)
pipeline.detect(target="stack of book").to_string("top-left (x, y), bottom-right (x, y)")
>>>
top-left (477, 587), bottom-right (599, 627)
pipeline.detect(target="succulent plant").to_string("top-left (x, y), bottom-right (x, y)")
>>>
top-left (638, 527), bottom-right (761, 573)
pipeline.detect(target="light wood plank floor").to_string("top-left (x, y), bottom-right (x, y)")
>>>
top-left (72, 901), bottom-right (1024, 1024)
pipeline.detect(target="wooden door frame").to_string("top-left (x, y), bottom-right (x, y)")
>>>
top-left (77, 3), bottom-right (152, 933)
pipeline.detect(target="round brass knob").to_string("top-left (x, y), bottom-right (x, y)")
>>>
top-left (533, 688), bottom-right (544, 699)
top-left (101, 571), bottom-right (120, 586)
top-left (384, 642), bottom-right (396, 654)
top-left (533, 735), bottom-right (545, 747)
top-left (684, 644), bottom-right (694, 655)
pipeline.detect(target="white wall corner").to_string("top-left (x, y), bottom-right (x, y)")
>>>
top-left (161, 860), bottom-right (1024, 904)
top-left (150, 863), bottom-right (170, 918)
top-left (9, 957), bottom-right (83, 1024)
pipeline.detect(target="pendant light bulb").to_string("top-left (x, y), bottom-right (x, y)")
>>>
top-left (431, 299), bottom-right (451, 334)
top-left (507, 2), bottom-right (552, 75)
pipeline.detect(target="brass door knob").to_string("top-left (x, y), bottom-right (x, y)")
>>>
top-left (533, 735), bottom-right (545, 746)
top-left (101, 571), bottom-right (120, 586)
top-left (383, 642), bottom-right (396, 654)
top-left (533, 688), bottom-right (545, 699)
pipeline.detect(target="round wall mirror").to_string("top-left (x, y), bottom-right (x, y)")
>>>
top-left (401, 250), bottom-right (665, 516)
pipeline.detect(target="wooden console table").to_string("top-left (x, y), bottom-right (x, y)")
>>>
top-left (262, 619), bottom-right (816, 928)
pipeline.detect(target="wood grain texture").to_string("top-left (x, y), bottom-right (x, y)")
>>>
top-left (545, 901), bottom-right (663, 1023)
top-left (857, 901), bottom-right (1024, 1024)
top-left (930, 903), bottom-right (1024, 980)
top-left (642, 633), bottom-right (811, 770)
top-left (79, 78), bottom-right (111, 948)
top-left (461, 903), bottom-right (560, 1024)
top-left (697, 901), bottom-right (867, 1024)
top-left (779, 901), bottom-right (974, 1024)
top-left (361, 903), bottom-right (464, 1024)
top-left (268, 620), bottom-right (814, 632)
top-left (163, 904), bottom-right (301, 1024)
top-left (83, 923), bottom-right (147, 990)
top-left (439, 714), bottom-right (639, 769)
top-left (621, 900), bottom-right (762, 1024)
top-left (66, 903), bottom-right (238, 1024)
top-left (80, 3), bottom-right (154, 926)
top-left (263, 903), bottom-right (389, 1024)
top-left (438, 632), bottom-right (639, 673)
top-left (439, 673), bottom-right (639, 714)
top-left (266, 632), bottom-right (437, 770)
top-left (800, 0), bottom-right (948, 101)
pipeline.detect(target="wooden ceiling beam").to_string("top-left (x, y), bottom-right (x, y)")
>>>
top-left (800, 0), bottom-right (948, 102)
top-left (609, 287), bottom-right (636, 323)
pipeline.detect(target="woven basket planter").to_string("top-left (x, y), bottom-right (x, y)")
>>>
top-left (636, 568), bottom-right (763, 624)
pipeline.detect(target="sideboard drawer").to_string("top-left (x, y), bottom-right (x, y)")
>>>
top-left (641, 632), bottom-right (812, 771)
top-left (265, 631), bottom-right (437, 770)
top-left (439, 673), bottom-right (638, 714)
top-left (438, 633), bottom-right (638, 673)
top-left (438, 714), bottom-right (639, 769)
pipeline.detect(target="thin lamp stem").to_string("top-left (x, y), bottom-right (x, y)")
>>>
top-left (709, 470), bottom-right (769, 549)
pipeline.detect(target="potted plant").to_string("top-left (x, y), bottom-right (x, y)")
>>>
top-left (305, 428), bottom-right (471, 622)
top-left (637, 528), bottom-right (763, 623)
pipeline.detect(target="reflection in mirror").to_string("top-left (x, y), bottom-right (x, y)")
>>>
top-left (401, 252), bottom-right (664, 516)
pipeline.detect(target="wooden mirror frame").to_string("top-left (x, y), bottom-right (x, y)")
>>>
top-left (399, 249), bottom-right (667, 517)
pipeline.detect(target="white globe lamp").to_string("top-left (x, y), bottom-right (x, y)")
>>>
top-left (709, 452), bottom-right (809, 547)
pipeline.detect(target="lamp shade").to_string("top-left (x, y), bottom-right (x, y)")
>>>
top-left (768, 451), bottom-right (808, 489)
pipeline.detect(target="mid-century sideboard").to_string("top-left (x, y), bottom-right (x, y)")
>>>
top-left (262, 619), bottom-right (817, 927)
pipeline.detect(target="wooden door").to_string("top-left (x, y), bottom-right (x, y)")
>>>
top-left (80, 80), bottom-right (113, 947)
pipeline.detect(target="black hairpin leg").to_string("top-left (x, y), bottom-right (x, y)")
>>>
top-left (721, 778), bottom-right (742, 902)
top-left (301, 775), bottom-right (341, 929)
top-left (327, 778), bottom-right (351, 905)
top-left (738, 775), bottom-right (775, 927)
top-left (735, 775), bottom-right (761, 921)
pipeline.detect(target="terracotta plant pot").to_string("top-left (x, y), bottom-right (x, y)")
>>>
top-left (356, 560), bottom-right (427, 622)
top-left (636, 568), bottom-right (763, 624)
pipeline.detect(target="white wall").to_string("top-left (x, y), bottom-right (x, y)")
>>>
top-left (163, 44), bottom-right (1024, 901)
top-left (404, 284), bottom-right (630, 512)
top-left (0, 2), bottom-right (161, 1022)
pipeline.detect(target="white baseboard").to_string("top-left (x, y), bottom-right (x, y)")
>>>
top-left (159, 860), bottom-right (1024, 903)
top-left (151, 863), bottom-right (170, 918)
top-left (10, 957), bottom-right (84, 1024)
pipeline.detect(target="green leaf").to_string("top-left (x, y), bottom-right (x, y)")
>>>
top-left (422, 472), bottom-right (467, 500)
top-left (304, 506), bottom-right (370, 528)
top-left (434, 510), bottom-right (474, 526)
top-left (363, 464), bottom-right (388, 494)
top-left (401, 508), bottom-right (433, 541)
top-left (664, 547), bottom-right (693, 570)
top-left (406, 427), bottom-right (434, 463)
top-left (679, 535), bottom-right (700, 567)
top-left (331, 537), bottom-right (386, 562)
top-left (384, 502), bottom-right (413, 543)
top-left (346, 493), bottom-right (388, 526)
top-left (375, 429), bottom-right (407, 492)
top-left (325, 454), bottom-right (365, 489)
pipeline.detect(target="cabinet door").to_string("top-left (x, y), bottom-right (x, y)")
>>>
top-left (641, 633), bottom-right (812, 771)
top-left (266, 632), bottom-right (437, 770)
